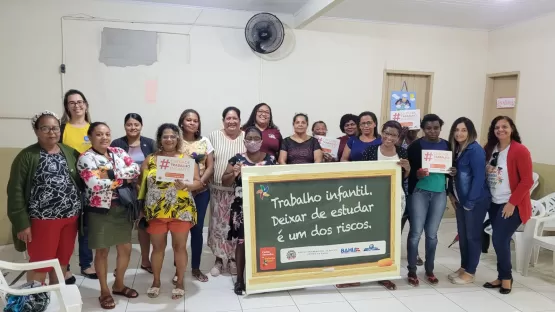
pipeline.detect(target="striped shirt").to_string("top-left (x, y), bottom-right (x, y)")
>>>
top-left (207, 130), bottom-right (246, 185)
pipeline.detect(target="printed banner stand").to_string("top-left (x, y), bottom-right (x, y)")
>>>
top-left (241, 161), bottom-right (402, 295)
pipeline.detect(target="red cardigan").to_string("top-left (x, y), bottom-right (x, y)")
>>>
top-left (506, 141), bottom-right (534, 224)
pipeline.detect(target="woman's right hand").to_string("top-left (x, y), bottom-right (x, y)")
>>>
top-left (17, 227), bottom-right (32, 243)
top-left (486, 165), bottom-right (496, 174)
top-left (98, 167), bottom-right (110, 179)
top-left (232, 164), bottom-right (241, 177)
top-left (416, 168), bottom-right (429, 179)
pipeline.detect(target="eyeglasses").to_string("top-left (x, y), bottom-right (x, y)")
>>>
top-left (68, 101), bottom-right (86, 106)
top-left (360, 121), bottom-right (374, 127)
top-left (382, 131), bottom-right (399, 138)
top-left (162, 135), bottom-right (178, 140)
top-left (490, 152), bottom-right (499, 167)
top-left (257, 110), bottom-right (270, 116)
top-left (38, 126), bottom-right (61, 133)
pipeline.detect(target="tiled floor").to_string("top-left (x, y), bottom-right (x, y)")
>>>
top-left (3, 218), bottom-right (555, 312)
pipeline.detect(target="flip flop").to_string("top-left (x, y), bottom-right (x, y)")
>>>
top-left (141, 265), bottom-right (153, 274)
top-left (112, 286), bottom-right (139, 298)
top-left (147, 287), bottom-right (160, 298)
top-left (172, 287), bottom-right (185, 300)
top-left (99, 295), bottom-right (116, 310)
top-left (379, 280), bottom-right (397, 290)
top-left (192, 270), bottom-right (208, 282)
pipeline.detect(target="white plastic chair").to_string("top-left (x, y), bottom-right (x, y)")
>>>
top-left (0, 259), bottom-right (82, 312)
top-left (522, 205), bottom-right (555, 276)
top-left (527, 192), bottom-right (555, 266)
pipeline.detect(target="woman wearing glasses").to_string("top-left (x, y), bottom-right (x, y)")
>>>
top-left (8, 111), bottom-right (82, 285)
top-left (241, 103), bottom-right (282, 158)
top-left (447, 117), bottom-right (491, 285)
top-left (483, 116), bottom-right (533, 294)
top-left (360, 120), bottom-right (411, 290)
top-left (340, 111), bottom-right (382, 162)
top-left (59, 89), bottom-right (95, 284)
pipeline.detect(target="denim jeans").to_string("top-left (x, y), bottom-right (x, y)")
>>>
top-left (407, 188), bottom-right (447, 274)
top-left (489, 203), bottom-right (522, 280)
top-left (67, 213), bottom-right (93, 273)
top-left (455, 197), bottom-right (489, 274)
top-left (191, 190), bottom-right (210, 269)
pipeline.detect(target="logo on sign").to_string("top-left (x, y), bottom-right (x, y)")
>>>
top-left (286, 250), bottom-right (296, 260)
top-left (341, 247), bottom-right (361, 254)
top-left (424, 152), bottom-right (433, 162)
top-left (159, 158), bottom-right (170, 169)
top-left (364, 244), bottom-right (380, 251)
top-left (392, 113), bottom-right (400, 121)
top-left (256, 185), bottom-right (270, 200)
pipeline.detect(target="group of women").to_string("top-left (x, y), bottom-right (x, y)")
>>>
top-left (7, 88), bottom-right (533, 310)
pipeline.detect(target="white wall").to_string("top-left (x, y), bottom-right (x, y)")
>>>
top-left (0, 0), bottom-right (489, 147)
top-left (488, 13), bottom-right (555, 165)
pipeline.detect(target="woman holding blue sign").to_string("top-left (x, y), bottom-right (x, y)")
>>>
top-left (222, 126), bottom-right (276, 295)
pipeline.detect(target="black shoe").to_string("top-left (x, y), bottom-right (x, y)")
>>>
top-left (234, 281), bottom-right (245, 295)
top-left (81, 270), bottom-right (98, 279)
top-left (65, 275), bottom-right (76, 285)
top-left (499, 279), bottom-right (513, 295)
top-left (483, 281), bottom-right (502, 289)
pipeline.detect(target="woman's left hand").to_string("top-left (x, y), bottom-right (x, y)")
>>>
top-left (502, 203), bottom-right (516, 219)
top-left (175, 179), bottom-right (188, 190)
top-left (448, 167), bottom-right (457, 177)
top-left (323, 153), bottom-right (334, 162)
top-left (397, 159), bottom-right (410, 172)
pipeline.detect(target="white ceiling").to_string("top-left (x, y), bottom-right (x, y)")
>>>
top-left (129, 0), bottom-right (309, 14)
top-left (127, 0), bottom-right (555, 30)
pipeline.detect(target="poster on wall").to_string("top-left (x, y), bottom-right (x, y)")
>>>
top-left (390, 109), bottom-right (421, 130)
top-left (390, 91), bottom-right (416, 111)
top-left (496, 97), bottom-right (516, 109)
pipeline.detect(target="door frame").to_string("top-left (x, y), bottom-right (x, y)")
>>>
top-left (480, 71), bottom-right (520, 143)
top-left (380, 69), bottom-right (435, 125)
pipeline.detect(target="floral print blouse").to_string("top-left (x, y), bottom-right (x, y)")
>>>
top-left (77, 147), bottom-right (140, 211)
top-left (142, 154), bottom-right (197, 224)
top-left (182, 137), bottom-right (214, 176)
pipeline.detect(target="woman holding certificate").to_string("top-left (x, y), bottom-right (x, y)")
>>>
top-left (483, 116), bottom-right (533, 294)
top-left (222, 126), bottom-right (276, 295)
top-left (140, 123), bottom-right (203, 299)
top-left (406, 114), bottom-right (456, 287)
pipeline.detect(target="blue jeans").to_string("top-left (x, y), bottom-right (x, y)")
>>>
top-left (67, 213), bottom-right (93, 273)
top-left (455, 197), bottom-right (489, 274)
top-left (191, 190), bottom-right (210, 269)
top-left (489, 202), bottom-right (522, 280)
top-left (407, 188), bottom-right (447, 274)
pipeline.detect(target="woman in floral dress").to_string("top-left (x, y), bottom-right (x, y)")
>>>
top-left (222, 126), bottom-right (276, 295)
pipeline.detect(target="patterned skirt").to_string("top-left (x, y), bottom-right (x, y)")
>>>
top-left (207, 185), bottom-right (237, 260)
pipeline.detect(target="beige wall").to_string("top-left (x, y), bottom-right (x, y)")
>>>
top-left (488, 12), bottom-right (555, 200)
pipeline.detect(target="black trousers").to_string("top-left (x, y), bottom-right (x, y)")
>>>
top-left (482, 219), bottom-right (491, 253)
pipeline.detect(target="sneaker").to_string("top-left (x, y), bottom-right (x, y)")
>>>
top-left (228, 261), bottom-right (237, 276)
top-left (210, 262), bottom-right (223, 277)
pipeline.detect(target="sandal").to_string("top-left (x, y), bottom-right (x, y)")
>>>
top-left (379, 280), bottom-right (397, 290)
top-left (426, 273), bottom-right (439, 285)
top-left (147, 287), bottom-right (160, 298)
top-left (112, 286), bottom-right (139, 298)
top-left (172, 287), bottom-right (185, 300)
top-left (172, 275), bottom-right (178, 285)
top-left (99, 295), bottom-right (116, 310)
top-left (192, 269), bottom-right (209, 282)
top-left (140, 265), bottom-right (153, 274)
top-left (408, 273), bottom-right (419, 287)
top-left (234, 281), bottom-right (245, 295)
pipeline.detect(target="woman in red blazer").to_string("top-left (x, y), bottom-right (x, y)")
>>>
top-left (482, 116), bottom-right (533, 295)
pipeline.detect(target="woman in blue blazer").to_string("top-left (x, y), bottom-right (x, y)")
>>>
top-left (447, 117), bottom-right (491, 284)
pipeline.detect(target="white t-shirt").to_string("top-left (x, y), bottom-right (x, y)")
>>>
top-left (488, 145), bottom-right (511, 204)
top-left (378, 147), bottom-right (405, 213)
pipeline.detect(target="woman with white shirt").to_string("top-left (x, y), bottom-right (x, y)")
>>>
top-left (482, 116), bottom-right (533, 295)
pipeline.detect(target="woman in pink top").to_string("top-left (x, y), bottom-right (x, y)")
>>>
top-left (241, 103), bottom-right (282, 158)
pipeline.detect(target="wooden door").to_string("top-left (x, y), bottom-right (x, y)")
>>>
top-left (380, 70), bottom-right (434, 126)
top-left (480, 72), bottom-right (519, 143)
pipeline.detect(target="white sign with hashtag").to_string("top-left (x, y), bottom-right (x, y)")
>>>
top-left (422, 150), bottom-right (452, 174)
top-left (390, 109), bottom-right (420, 130)
top-left (156, 156), bottom-right (195, 183)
